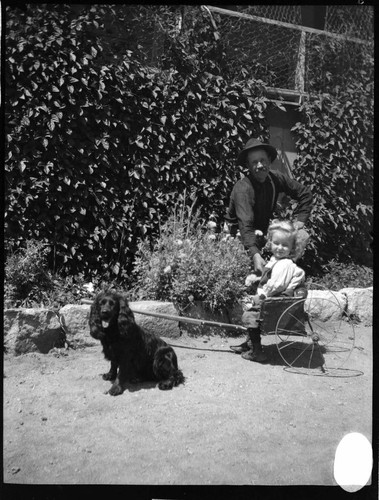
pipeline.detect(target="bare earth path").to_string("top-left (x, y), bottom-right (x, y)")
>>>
top-left (3, 324), bottom-right (372, 487)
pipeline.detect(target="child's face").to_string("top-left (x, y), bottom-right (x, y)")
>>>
top-left (270, 230), bottom-right (293, 259)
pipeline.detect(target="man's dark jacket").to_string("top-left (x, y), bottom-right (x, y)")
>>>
top-left (225, 170), bottom-right (313, 257)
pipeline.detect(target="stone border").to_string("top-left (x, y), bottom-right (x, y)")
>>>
top-left (3, 288), bottom-right (372, 355)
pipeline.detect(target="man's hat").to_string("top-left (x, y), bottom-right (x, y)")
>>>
top-left (237, 138), bottom-right (277, 165)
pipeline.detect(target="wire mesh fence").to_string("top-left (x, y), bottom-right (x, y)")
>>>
top-left (207, 5), bottom-right (374, 94)
top-left (96, 5), bottom-right (373, 95)
top-left (325, 5), bottom-right (373, 40)
top-left (210, 7), bottom-right (304, 91)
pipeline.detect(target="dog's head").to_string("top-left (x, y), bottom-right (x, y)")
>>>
top-left (89, 291), bottom-right (136, 340)
top-left (97, 292), bottom-right (120, 329)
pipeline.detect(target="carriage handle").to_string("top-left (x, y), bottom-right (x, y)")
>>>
top-left (81, 298), bottom-right (248, 333)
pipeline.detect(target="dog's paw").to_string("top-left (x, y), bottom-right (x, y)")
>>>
top-left (102, 372), bottom-right (116, 381)
top-left (108, 383), bottom-right (124, 396)
top-left (158, 379), bottom-right (174, 390)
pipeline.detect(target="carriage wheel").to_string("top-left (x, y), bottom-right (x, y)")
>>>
top-left (274, 294), bottom-right (359, 377)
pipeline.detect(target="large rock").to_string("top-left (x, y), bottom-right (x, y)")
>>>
top-left (3, 288), bottom-right (371, 356)
top-left (339, 287), bottom-right (373, 326)
top-left (59, 304), bottom-right (94, 348)
top-left (59, 301), bottom-right (181, 347)
top-left (174, 300), bottom-right (233, 336)
top-left (305, 290), bottom-right (347, 321)
top-left (4, 308), bottom-right (64, 355)
top-left (130, 301), bottom-right (181, 339)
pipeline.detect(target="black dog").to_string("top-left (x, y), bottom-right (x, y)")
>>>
top-left (89, 291), bottom-right (185, 396)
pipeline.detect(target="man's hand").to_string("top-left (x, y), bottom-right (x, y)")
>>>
top-left (253, 253), bottom-right (266, 274)
top-left (245, 273), bottom-right (261, 287)
top-left (293, 221), bottom-right (305, 230)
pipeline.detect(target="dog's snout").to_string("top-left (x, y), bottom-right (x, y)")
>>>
top-left (100, 298), bottom-right (116, 316)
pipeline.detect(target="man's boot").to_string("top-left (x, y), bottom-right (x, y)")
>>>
top-left (241, 328), bottom-right (268, 363)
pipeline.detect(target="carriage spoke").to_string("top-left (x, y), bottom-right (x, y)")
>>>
top-left (285, 342), bottom-right (312, 367)
top-left (277, 338), bottom-right (305, 351)
top-left (274, 297), bottom-right (356, 376)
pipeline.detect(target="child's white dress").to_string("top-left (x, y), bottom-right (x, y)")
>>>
top-left (257, 256), bottom-right (305, 297)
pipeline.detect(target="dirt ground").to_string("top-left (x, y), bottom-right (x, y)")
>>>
top-left (3, 323), bottom-right (373, 487)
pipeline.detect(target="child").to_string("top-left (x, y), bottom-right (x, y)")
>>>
top-left (230, 220), bottom-right (308, 362)
top-left (254, 219), bottom-right (306, 298)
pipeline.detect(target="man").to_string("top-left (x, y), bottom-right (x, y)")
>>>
top-left (225, 137), bottom-right (313, 362)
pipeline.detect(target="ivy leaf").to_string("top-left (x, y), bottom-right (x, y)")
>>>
top-left (21, 116), bottom-right (30, 126)
top-left (44, 161), bottom-right (53, 174)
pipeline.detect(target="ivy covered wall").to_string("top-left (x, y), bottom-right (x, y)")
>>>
top-left (5, 5), bottom-right (373, 281)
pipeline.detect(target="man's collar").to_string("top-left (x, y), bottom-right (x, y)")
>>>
top-left (249, 171), bottom-right (272, 187)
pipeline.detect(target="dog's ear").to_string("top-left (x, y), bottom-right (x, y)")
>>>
top-left (89, 292), bottom-right (105, 339)
top-left (117, 294), bottom-right (135, 334)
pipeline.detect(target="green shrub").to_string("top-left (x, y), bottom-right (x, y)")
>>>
top-left (4, 238), bottom-right (120, 308)
top-left (307, 260), bottom-right (373, 291)
top-left (4, 237), bottom-right (373, 311)
top-left (131, 198), bottom-right (251, 313)
top-left (5, 239), bottom-right (54, 306)
top-left (43, 274), bottom-right (127, 308)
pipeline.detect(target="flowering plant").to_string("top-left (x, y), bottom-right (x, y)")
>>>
top-left (131, 203), bottom-right (251, 313)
